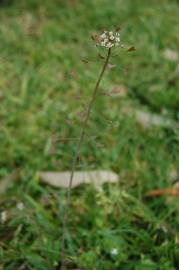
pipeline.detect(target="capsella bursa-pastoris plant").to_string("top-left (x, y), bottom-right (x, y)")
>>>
top-left (60, 29), bottom-right (125, 269)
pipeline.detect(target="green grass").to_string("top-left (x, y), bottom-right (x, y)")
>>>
top-left (0, 0), bottom-right (179, 269)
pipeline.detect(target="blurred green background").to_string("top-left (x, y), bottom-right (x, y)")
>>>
top-left (0, 0), bottom-right (179, 269)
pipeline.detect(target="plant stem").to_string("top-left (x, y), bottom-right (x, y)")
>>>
top-left (60, 48), bottom-right (111, 270)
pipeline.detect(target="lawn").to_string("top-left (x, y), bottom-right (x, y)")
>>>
top-left (0, 0), bottom-right (179, 269)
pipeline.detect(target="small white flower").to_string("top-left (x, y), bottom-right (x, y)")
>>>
top-left (111, 248), bottom-right (118, 256)
top-left (16, 202), bottom-right (24, 211)
top-left (109, 35), bottom-right (115, 41)
top-left (101, 41), bottom-right (106, 47)
top-left (106, 42), bottom-right (113, 48)
top-left (1, 211), bottom-right (7, 223)
top-left (101, 33), bottom-right (107, 39)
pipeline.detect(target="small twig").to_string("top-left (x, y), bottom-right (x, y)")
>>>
top-left (60, 48), bottom-right (111, 269)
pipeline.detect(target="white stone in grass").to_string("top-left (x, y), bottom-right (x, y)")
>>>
top-left (40, 170), bottom-right (119, 189)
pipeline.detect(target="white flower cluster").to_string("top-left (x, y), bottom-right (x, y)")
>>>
top-left (98, 31), bottom-right (120, 48)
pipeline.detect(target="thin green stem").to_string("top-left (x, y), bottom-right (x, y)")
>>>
top-left (60, 48), bottom-right (111, 270)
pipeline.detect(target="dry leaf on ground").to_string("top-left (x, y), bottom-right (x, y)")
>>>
top-left (163, 48), bottom-right (178, 61)
top-left (146, 188), bottom-right (179, 197)
top-left (146, 182), bottom-right (179, 197)
top-left (135, 110), bottom-right (178, 129)
top-left (40, 170), bottom-right (119, 189)
top-left (123, 106), bottom-right (178, 129)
